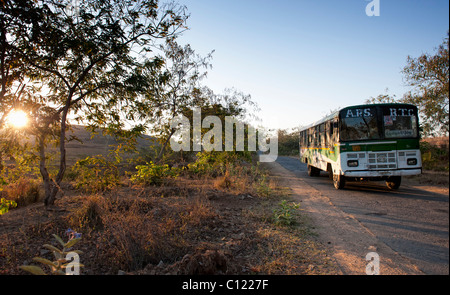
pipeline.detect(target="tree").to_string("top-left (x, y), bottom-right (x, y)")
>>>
top-left (365, 89), bottom-right (397, 104)
top-left (2, 0), bottom-right (188, 206)
top-left (402, 32), bottom-right (449, 137)
top-left (138, 39), bottom-right (214, 161)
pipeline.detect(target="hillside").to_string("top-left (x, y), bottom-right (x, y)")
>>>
top-left (62, 125), bottom-right (157, 165)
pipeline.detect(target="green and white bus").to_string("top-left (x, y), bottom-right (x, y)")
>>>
top-left (299, 103), bottom-right (422, 190)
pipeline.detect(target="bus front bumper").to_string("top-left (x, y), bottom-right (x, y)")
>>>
top-left (344, 169), bottom-right (422, 178)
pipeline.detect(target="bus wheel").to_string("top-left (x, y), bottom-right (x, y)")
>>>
top-left (333, 173), bottom-right (346, 189)
top-left (386, 176), bottom-right (401, 190)
top-left (308, 164), bottom-right (320, 177)
top-left (327, 165), bottom-right (333, 180)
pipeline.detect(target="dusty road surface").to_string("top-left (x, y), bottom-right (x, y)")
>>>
top-left (264, 156), bottom-right (449, 275)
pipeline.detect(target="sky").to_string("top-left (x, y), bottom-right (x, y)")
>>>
top-left (175, 0), bottom-right (449, 130)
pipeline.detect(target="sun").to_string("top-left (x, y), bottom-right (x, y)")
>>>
top-left (6, 110), bottom-right (29, 129)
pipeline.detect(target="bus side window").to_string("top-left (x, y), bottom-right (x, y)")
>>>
top-left (333, 120), bottom-right (339, 143)
top-left (314, 126), bottom-right (319, 147)
top-left (320, 123), bottom-right (326, 147)
top-left (326, 121), bottom-right (332, 147)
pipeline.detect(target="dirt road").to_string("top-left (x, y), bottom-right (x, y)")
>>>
top-left (264, 157), bottom-right (449, 275)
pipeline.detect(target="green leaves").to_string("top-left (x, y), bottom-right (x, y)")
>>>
top-left (64, 237), bottom-right (81, 249)
top-left (20, 231), bottom-right (83, 275)
top-left (0, 198), bottom-right (17, 215)
top-left (131, 161), bottom-right (180, 185)
top-left (272, 200), bottom-right (300, 227)
top-left (19, 265), bottom-right (47, 275)
top-left (52, 234), bottom-right (65, 248)
top-left (402, 32), bottom-right (449, 136)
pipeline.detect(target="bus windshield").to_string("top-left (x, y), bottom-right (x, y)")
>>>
top-left (381, 106), bottom-right (418, 139)
top-left (339, 105), bottom-right (419, 141)
top-left (340, 107), bottom-right (380, 141)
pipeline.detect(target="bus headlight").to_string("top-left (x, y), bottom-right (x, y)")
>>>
top-left (407, 158), bottom-right (417, 165)
top-left (347, 160), bottom-right (359, 167)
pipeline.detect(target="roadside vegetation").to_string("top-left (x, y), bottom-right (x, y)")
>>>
top-left (0, 144), bottom-right (338, 275)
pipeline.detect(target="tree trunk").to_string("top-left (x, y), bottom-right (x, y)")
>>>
top-left (39, 134), bottom-right (58, 207)
top-left (156, 129), bottom-right (176, 163)
top-left (43, 97), bottom-right (71, 206)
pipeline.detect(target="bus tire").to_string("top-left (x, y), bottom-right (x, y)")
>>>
top-left (308, 164), bottom-right (320, 177)
top-left (386, 176), bottom-right (401, 190)
top-left (327, 164), bottom-right (333, 180)
top-left (333, 173), bottom-right (345, 189)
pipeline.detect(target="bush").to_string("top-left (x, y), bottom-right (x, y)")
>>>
top-left (0, 198), bottom-right (17, 215)
top-left (277, 129), bottom-right (299, 156)
top-left (71, 155), bottom-right (121, 192)
top-left (131, 162), bottom-right (181, 185)
top-left (187, 151), bottom-right (251, 177)
top-left (420, 141), bottom-right (449, 171)
top-left (272, 200), bottom-right (300, 227)
top-left (68, 195), bottom-right (104, 231)
top-left (1, 178), bottom-right (40, 208)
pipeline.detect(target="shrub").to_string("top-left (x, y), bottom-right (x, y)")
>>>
top-left (131, 162), bottom-right (181, 185)
top-left (0, 198), bottom-right (17, 215)
top-left (71, 155), bottom-right (121, 192)
top-left (68, 196), bottom-right (104, 231)
top-left (187, 151), bottom-right (251, 177)
top-left (420, 141), bottom-right (449, 171)
top-left (1, 178), bottom-right (40, 208)
top-left (272, 200), bottom-right (300, 227)
top-left (19, 230), bottom-right (83, 275)
top-left (254, 174), bottom-right (273, 197)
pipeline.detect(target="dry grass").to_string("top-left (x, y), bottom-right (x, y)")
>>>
top-left (65, 193), bottom-right (219, 273)
top-left (0, 157), bottom-right (339, 275)
top-left (422, 137), bottom-right (449, 149)
top-left (1, 178), bottom-right (41, 208)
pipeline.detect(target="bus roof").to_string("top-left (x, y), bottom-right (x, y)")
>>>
top-left (298, 103), bottom-right (417, 132)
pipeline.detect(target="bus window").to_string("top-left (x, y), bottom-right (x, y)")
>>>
top-left (319, 123), bottom-right (326, 146)
top-left (340, 107), bottom-right (380, 141)
top-left (382, 106), bottom-right (419, 138)
top-left (326, 121), bottom-right (332, 147)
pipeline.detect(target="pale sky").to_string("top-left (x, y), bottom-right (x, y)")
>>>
top-left (175, 0), bottom-right (449, 130)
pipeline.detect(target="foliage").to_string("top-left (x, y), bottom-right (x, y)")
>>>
top-left (19, 229), bottom-right (83, 275)
top-left (1, 0), bottom-right (188, 206)
top-left (420, 141), bottom-right (449, 171)
top-left (131, 161), bottom-right (181, 185)
top-left (0, 198), bottom-right (17, 215)
top-left (272, 200), bottom-right (300, 227)
top-left (254, 174), bottom-right (273, 197)
top-left (71, 155), bottom-right (121, 192)
top-left (0, 138), bottom-right (39, 188)
top-left (139, 40), bottom-right (214, 161)
top-left (1, 178), bottom-right (40, 208)
top-left (402, 32), bottom-right (449, 137)
top-left (187, 151), bottom-right (251, 177)
top-left (365, 92), bottom-right (398, 104)
top-left (277, 129), bottom-right (299, 156)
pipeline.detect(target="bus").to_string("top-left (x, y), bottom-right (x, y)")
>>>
top-left (299, 103), bottom-right (422, 190)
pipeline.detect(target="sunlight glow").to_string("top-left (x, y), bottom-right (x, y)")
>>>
top-left (6, 110), bottom-right (29, 129)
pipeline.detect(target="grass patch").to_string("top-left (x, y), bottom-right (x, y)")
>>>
top-left (0, 178), bottom-right (41, 208)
